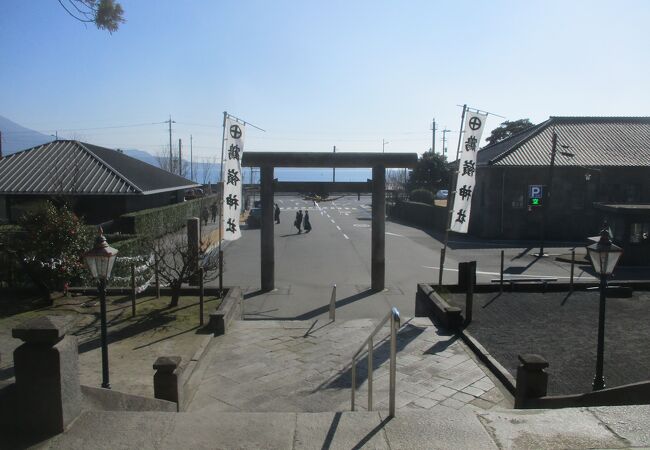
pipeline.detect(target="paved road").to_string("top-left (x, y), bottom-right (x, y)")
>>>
top-left (215, 194), bottom-right (605, 320)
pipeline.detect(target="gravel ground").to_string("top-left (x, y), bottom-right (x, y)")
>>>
top-left (447, 290), bottom-right (650, 395)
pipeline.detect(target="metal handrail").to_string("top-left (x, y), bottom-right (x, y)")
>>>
top-left (351, 307), bottom-right (400, 417)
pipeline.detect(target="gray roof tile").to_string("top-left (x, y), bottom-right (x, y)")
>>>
top-left (0, 140), bottom-right (199, 195)
top-left (477, 117), bottom-right (650, 167)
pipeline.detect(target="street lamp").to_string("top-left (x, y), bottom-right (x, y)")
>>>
top-left (586, 226), bottom-right (623, 391)
top-left (83, 228), bottom-right (118, 389)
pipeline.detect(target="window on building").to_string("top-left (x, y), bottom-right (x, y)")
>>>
top-left (630, 222), bottom-right (650, 244)
top-left (509, 189), bottom-right (523, 209)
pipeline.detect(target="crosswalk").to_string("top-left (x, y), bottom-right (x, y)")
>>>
top-left (279, 206), bottom-right (368, 211)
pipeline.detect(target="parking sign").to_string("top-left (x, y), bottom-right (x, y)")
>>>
top-left (529, 185), bottom-right (543, 207)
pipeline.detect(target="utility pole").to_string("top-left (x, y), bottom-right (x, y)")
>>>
top-left (441, 128), bottom-right (451, 158)
top-left (538, 131), bottom-right (558, 258)
top-left (332, 145), bottom-right (336, 182)
top-left (431, 119), bottom-right (436, 154)
top-left (178, 138), bottom-right (182, 176)
top-left (190, 135), bottom-right (193, 181)
top-left (165, 115), bottom-right (175, 173)
top-left (0, 131), bottom-right (3, 159)
top-left (382, 139), bottom-right (389, 153)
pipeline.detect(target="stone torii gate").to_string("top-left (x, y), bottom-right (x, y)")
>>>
top-left (241, 152), bottom-right (417, 292)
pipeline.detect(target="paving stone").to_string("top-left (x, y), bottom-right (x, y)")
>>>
top-left (451, 391), bottom-right (475, 403)
top-left (461, 385), bottom-right (485, 397)
top-left (440, 397), bottom-right (465, 410)
top-left (412, 396), bottom-right (439, 409)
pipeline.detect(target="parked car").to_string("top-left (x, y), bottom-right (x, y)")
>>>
top-left (246, 208), bottom-right (262, 228)
top-left (435, 189), bottom-right (449, 199)
top-left (184, 188), bottom-right (205, 200)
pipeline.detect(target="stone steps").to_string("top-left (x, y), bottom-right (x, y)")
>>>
top-left (40, 405), bottom-right (648, 449)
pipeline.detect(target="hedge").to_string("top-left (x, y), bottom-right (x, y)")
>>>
top-left (409, 188), bottom-right (434, 205)
top-left (120, 194), bottom-right (219, 237)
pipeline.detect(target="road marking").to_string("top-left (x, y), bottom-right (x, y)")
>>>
top-left (343, 234), bottom-right (349, 239)
top-left (330, 219), bottom-right (335, 223)
top-left (336, 226), bottom-right (341, 231)
top-left (353, 224), bottom-right (370, 228)
top-left (420, 266), bottom-right (594, 280)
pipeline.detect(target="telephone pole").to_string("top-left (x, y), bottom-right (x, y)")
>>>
top-left (431, 119), bottom-right (436, 154)
top-left (178, 138), bottom-right (182, 176)
top-left (165, 115), bottom-right (175, 172)
top-left (382, 139), bottom-right (389, 153)
top-left (332, 145), bottom-right (336, 182)
top-left (441, 128), bottom-right (451, 158)
top-left (190, 135), bottom-right (193, 180)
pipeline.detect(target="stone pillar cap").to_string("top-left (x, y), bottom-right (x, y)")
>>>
top-left (12, 315), bottom-right (76, 344)
top-left (153, 356), bottom-right (182, 372)
top-left (518, 353), bottom-right (549, 369)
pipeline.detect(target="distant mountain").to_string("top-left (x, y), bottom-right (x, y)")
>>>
top-left (0, 115), bottom-right (53, 155)
top-left (122, 148), bottom-right (158, 166)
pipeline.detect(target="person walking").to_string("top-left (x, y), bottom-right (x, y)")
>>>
top-left (294, 210), bottom-right (303, 234)
top-left (201, 206), bottom-right (209, 226)
top-left (210, 202), bottom-right (218, 223)
top-left (303, 211), bottom-right (312, 233)
top-left (274, 203), bottom-right (281, 224)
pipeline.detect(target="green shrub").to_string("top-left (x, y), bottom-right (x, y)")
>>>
top-left (409, 188), bottom-right (434, 204)
top-left (121, 194), bottom-right (218, 237)
top-left (6, 202), bottom-right (93, 298)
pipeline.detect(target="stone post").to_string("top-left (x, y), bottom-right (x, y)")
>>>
top-left (371, 165), bottom-right (386, 291)
top-left (153, 356), bottom-right (182, 411)
top-left (12, 316), bottom-right (82, 436)
top-left (514, 353), bottom-right (549, 409)
top-left (187, 217), bottom-right (200, 286)
top-left (465, 261), bottom-right (476, 324)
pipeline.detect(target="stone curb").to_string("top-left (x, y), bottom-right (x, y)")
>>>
top-left (458, 328), bottom-right (516, 396)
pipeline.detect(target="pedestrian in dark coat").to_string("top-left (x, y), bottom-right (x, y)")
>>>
top-left (295, 210), bottom-right (303, 234)
top-left (304, 211), bottom-right (312, 233)
top-left (201, 206), bottom-right (209, 226)
top-left (210, 202), bottom-right (218, 223)
top-left (274, 203), bottom-right (281, 224)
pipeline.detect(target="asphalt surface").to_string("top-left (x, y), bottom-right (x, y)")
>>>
top-left (213, 195), bottom-right (611, 321)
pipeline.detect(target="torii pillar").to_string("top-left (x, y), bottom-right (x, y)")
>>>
top-left (371, 165), bottom-right (385, 290)
top-left (260, 165), bottom-right (275, 290)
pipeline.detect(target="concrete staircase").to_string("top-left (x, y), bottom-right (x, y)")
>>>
top-left (15, 317), bottom-right (650, 449)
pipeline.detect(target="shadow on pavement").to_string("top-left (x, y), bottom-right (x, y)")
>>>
top-left (315, 322), bottom-right (425, 391)
top-left (351, 416), bottom-right (392, 450)
top-left (243, 288), bottom-right (376, 321)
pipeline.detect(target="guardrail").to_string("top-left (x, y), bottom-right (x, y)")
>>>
top-left (350, 307), bottom-right (400, 417)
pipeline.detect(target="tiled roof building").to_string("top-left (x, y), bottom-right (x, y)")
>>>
top-left (0, 140), bottom-right (199, 223)
top-left (470, 117), bottom-right (650, 265)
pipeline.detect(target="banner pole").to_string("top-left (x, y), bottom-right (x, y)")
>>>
top-left (438, 104), bottom-right (467, 286)
top-left (218, 111), bottom-right (227, 292)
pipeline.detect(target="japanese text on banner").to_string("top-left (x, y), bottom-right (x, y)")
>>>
top-left (450, 112), bottom-right (487, 233)
top-left (222, 117), bottom-right (245, 241)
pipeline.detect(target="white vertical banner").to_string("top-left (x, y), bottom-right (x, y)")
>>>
top-left (222, 117), bottom-right (245, 241)
top-left (450, 111), bottom-right (487, 233)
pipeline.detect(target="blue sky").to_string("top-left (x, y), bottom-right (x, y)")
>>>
top-left (1, 0), bottom-right (649, 160)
